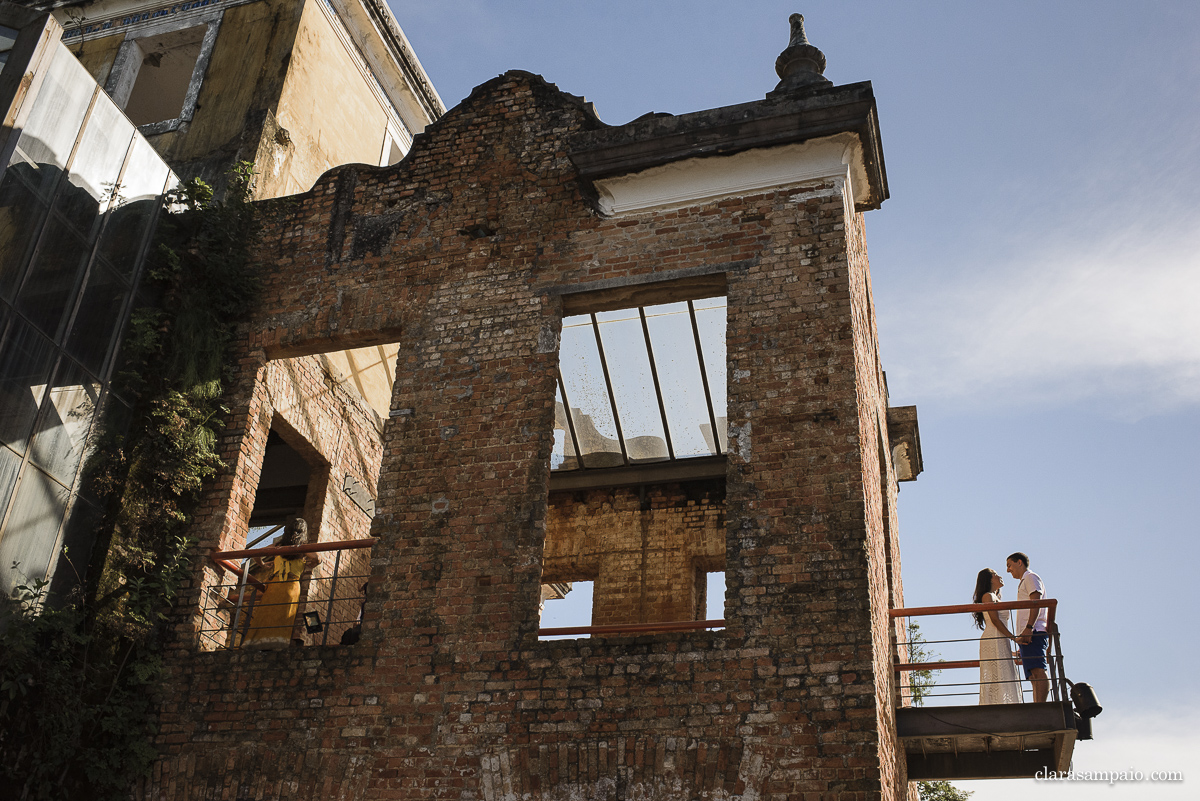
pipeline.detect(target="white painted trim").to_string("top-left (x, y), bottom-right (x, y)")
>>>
top-left (325, 0), bottom-right (437, 133)
top-left (592, 133), bottom-right (866, 217)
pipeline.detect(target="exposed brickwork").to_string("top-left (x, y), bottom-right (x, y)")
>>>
top-left (543, 482), bottom-right (725, 626)
top-left (147, 71), bottom-right (915, 800)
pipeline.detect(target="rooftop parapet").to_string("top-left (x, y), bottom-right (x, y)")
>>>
top-left (570, 14), bottom-right (887, 212)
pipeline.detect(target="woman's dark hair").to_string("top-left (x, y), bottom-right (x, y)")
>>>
top-left (281, 517), bottom-right (309, 547)
top-left (972, 568), bottom-right (997, 630)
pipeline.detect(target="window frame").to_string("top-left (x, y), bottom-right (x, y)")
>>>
top-left (104, 12), bottom-right (223, 135)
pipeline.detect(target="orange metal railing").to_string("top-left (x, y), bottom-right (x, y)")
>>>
top-left (204, 538), bottom-right (377, 650)
top-left (889, 599), bottom-right (1068, 704)
top-left (539, 619), bottom-right (726, 637)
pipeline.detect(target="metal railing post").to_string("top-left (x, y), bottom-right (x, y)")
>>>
top-left (1045, 628), bottom-right (1060, 703)
top-left (229, 558), bottom-right (252, 648)
top-left (321, 550), bottom-right (341, 646)
top-left (1052, 626), bottom-right (1067, 704)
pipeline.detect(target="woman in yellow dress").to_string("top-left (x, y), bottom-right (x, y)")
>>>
top-left (242, 518), bottom-right (308, 649)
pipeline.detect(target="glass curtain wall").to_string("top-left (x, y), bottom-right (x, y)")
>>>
top-left (0, 43), bottom-right (174, 598)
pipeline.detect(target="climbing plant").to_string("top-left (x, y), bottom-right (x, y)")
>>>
top-left (0, 164), bottom-right (260, 800)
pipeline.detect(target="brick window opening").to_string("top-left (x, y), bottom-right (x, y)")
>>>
top-left (704, 570), bottom-right (726, 621)
top-left (539, 580), bottom-right (593, 639)
top-left (540, 289), bottom-right (727, 637)
top-left (552, 296), bottom-right (727, 470)
top-left (202, 344), bottom-right (397, 650)
top-left (251, 427), bottom-right (319, 528)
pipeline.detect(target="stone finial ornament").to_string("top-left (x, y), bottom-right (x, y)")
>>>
top-left (771, 13), bottom-right (833, 95)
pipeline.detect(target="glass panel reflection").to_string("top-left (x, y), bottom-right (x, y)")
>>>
top-left (643, 301), bottom-right (717, 458)
top-left (0, 465), bottom-right (69, 594)
top-left (15, 215), bottom-right (90, 339)
top-left (0, 24), bottom-right (17, 74)
top-left (98, 136), bottom-right (170, 275)
top-left (47, 497), bottom-right (103, 599)
top-left (56, 94), bottom-right (135, 240)
top-left (692, 297), bottom-right (728, 454)
top-left (66, 260), bottom-right (129, 376)
top-left (14, 48), bottom-right (95, 197)
top-left (0, 313), bottom-right (58, 453)
top-left (0, 25), bottom-right (19, 53)
top-left (559, 315), bottom-right (623, 468)
top-left (552, 382), bottom-right (578, 470)
top-left (0, 168), bottom-right (50, 301)
top-left (595, 308), bottom-right (669, 463)
top-left (0, 445), bottom-right (21, 527)
top-left (29, 358), bottom-right (101, 486)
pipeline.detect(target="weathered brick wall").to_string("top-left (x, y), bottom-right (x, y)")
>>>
top-left (543, 481), bottom-right (725, 626)
top-left (148, 72), bottom-right (911, 800)
top-left (844, 198), bottom-right (913, 799)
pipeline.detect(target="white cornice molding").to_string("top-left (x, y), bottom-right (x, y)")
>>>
top-left (593, 133), bottom-right (864, 217)
top-left (326, 0), bottom-right (443, 132)
top-left (56, 0), bottom-right (251, 41)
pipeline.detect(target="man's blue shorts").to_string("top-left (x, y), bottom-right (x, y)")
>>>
top-left (1018, 632), bottom-right (1049, 680)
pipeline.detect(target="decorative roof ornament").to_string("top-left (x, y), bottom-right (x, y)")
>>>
top-left (771, 13), bottom-right (833, 95)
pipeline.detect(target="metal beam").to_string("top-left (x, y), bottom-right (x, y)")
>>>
top-left (549, 456), bottom-right (726, 491)
top-left (906, 749), bottom-right (1058, 781)
top-left (557, 270), bottom-right (731, 316)
top-left (896, 702), bottom-right (1071, 739)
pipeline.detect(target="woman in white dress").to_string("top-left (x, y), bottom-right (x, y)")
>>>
top-left (973, 568), bottom-right (1023, 704)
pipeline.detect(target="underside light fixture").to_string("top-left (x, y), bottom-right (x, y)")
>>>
top-left (1069, 680), bottom-right (1102, 741)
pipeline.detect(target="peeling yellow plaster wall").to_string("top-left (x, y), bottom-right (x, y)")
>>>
top-left (265, 0), bottom-right (389, 197)
top-left (70, 31), bottom-right (124, 88)
top-left (146, 0), bottom-right (305, 190)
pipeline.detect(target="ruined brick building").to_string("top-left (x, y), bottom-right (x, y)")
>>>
top-left (128, 13), bottom-right (946, 799)
top-left (0, 0), bottom-right (441, 599)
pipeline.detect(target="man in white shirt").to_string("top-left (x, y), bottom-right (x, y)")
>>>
top-left (1006, 551), bottom-right (1050, 702)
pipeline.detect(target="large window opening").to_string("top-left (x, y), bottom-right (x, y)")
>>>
top-left (540, 288), bottom-right (728, 637)
top-left (201, 342), bottom-right (399, 650)
top-left (552, 296), bottom-right (727, 473)
top-left (123, 25), bottom-right (207, 127)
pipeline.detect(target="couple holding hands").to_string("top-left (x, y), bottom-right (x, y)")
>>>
top-left (972, 552), bottom-right (1050, 705)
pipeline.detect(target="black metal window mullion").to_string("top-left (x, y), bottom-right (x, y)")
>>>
top-left (638, 307), bottom-right (675, 460)
top-left (688, 300), bottom-right (722, 456)
top-left (556, 370), bottom-right (585, 470)
top-left (590, 313), bottom-right (628, 465)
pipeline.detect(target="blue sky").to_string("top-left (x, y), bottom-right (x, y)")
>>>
top-left (389, 2), bottom-right (1199, 796)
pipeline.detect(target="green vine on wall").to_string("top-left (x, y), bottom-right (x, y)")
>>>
top-left (0, 164), bottom-right (260, 800)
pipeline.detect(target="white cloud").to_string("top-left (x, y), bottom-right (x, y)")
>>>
top-left (952, 706), bottom-right (1197, 800)
top-left (880, 223), bottom-right (1200, 415)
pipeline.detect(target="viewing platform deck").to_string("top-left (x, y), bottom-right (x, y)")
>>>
top-left (891, 598), bottom-right (1095, 781)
